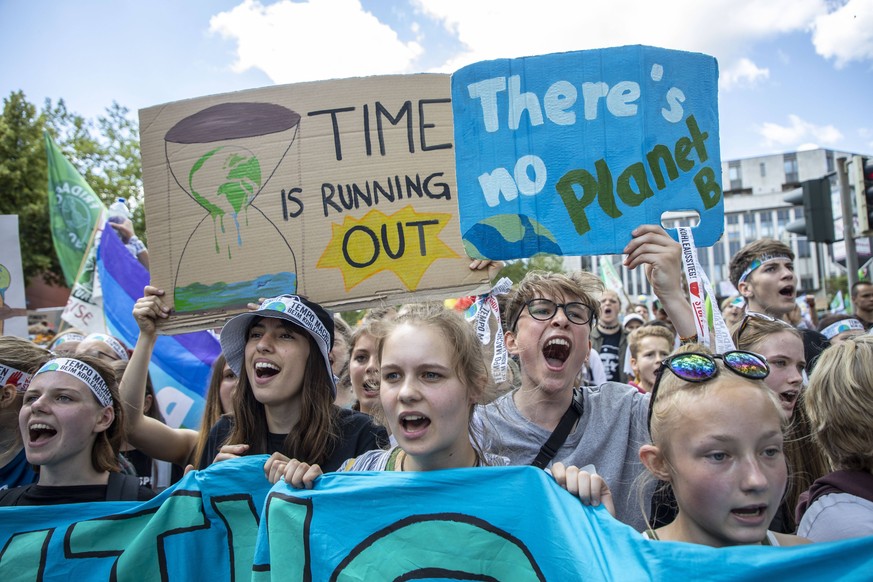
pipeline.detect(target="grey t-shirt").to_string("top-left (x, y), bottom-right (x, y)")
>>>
top-left (474, 383), bottom-right (653, 531)
top-left (798, 492), bottom-right (873, 542)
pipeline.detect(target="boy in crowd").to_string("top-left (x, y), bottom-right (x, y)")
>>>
top-left (729, 239), bottom-right (828, 371)
top-left (475, 226), bottom-right (696, 530)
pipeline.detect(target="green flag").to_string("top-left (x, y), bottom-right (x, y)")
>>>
top-left (598, 257), bottom-right (630, 309)
top-left (44, 132), bottom-right (107, 285)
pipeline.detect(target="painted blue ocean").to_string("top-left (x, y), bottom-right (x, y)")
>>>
top-left (174, 272), bottom-right (297, 313)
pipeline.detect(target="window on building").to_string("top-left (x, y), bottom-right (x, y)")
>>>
top-left (826, 150), bottom-right (834, 173)
top-left (784, 153), bottom-right (799, 184)
top-left (800, 276), bottom-right (815, 292)
top-left (760, 162), bottom-right (766, 177)
top-left (713, 242), bottom-right (724, 268)
top-left (797, 237), bottom-right (810, 258)
top-left (760, 212), bottom-right (774, 238)
top-left (729, 162), bottom-right (742, 191)
top-left (777, 209), bottom-right (790, 233)
top-left (728, 230), bottom-right (741, 256)
top-left (743, 213), bottom-right (755, 240)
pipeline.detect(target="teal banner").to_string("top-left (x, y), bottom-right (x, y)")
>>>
top-left (1, 457), bottom-right (871, 581)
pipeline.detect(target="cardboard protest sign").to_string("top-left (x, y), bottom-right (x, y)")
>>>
top-left (0, 215), bottom-right (28, 338)
top-left (452, 45), bottom-right (723, 259)
top-left (140, 74), bottom-right (491, 333)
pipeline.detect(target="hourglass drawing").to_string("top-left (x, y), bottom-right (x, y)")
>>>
top-left (164, 102), bottom-right (301, 314)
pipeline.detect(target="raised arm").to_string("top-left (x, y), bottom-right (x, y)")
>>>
top-left (623, 225), bottom-right (697, 340)
top-left (121, 286), bottom-right (198, 466)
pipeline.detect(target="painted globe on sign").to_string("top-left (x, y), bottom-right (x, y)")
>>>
top-left (462, 214), bottom-right (563, 260)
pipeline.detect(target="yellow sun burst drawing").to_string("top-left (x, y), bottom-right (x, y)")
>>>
top-left (317, 206), bottom-right (459, 291)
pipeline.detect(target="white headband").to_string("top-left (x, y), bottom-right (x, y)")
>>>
top-left (738, 254), bottom-right (791, 285)
top-left (34, 358), bottom-right (113, 407)
top-left (821, 318), bottom-right (865, 340)
top-left (49, 332), bottom-right (85, 350)
top-left (83, 333), bottom-right (129, 362)
top-left (0, 364), bottom-right (31, 392)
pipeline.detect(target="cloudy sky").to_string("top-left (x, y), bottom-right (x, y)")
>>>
top-left (1, 0), bottom-right (871, 160)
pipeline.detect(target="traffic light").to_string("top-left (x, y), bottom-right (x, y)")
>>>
top-left (783, 177), bottom-right (835, 243)
top-left (854, 155), bottom-right (873, 236)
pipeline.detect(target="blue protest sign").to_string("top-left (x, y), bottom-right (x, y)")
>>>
top-left (452, 45), bottom-right (723, 258)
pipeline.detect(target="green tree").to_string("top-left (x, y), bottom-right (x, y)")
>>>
top-left (0, 91), bottom-right (55, 282)
top-left (44, 99), bottom-right (145, 242)
top-left (0, 91), bottom-right (143, 285)
top-left (496, 253), bottom-right (566, 284)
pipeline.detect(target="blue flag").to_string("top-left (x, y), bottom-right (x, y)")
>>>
top-left (97, 225), bottom-right (220, 428)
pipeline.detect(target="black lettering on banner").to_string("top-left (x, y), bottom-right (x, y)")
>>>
top-left (308, 107), bottom-right (356, 161)
top-left (343, 226), bottom-right (380, 268)
top-left (320, 173), bottom-right (453, 217)
top-left (322, 184), bottom-right (342, 217)
top-left (281, 188), bottom-right (304, 220)
top-left (405, 219), bottom-right (439, 256)
top-left (341, 220), bottom-right (441, 269)
top-left (381, 223), bottom-right (405, 259)
top-left (375, 101), bottom-right (413, 155)
top-left (363, 103), bottom-right (372, 156)
top-left (418, 99), bottom-right (452, 152)
top-left (338, 184), bottom-right (355, 211)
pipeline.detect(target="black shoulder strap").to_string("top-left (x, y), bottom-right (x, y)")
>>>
top-left (530, 388), bottom-right (585, 469)
top-left (106, 472), bottom-right (141, 501)
top-left (0, 484), bottom-right (33, 506)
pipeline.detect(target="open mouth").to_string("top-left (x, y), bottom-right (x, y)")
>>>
top-left (362, 379), bottom-right (380, 396)
top-left (543, 338), bottom-right (571, 366)
top-left (779, 285), bottom-right (795, 298)
top-left (399, 414), bottom-right (430, 432)
top-left (254, 361), bottom-right (280, 379)
top-left (731, 505), bottom-right (766, 518)
top-left (29, 423), bottom-right (57, 443)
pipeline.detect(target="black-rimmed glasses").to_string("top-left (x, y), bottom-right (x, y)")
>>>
top-left (509, 298), bottom-right (594, 331)
top-left (647, 351), bottom-right (770, 432)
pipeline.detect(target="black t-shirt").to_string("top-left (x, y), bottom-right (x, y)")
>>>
top-left (598, 330), bottom-right (622, 382)
top-left (121, 448), bottom-right (184, 490)
top-left (0, 479), bottom-right (156, 506)
top-left (199, 408), bottom-right (388, 471)
top-left (800, 329), bottom-right (830, 373)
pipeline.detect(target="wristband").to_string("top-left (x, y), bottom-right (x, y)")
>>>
top-left (679, 333), bottom-right (699, 346)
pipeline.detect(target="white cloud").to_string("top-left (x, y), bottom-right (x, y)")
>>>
top-left (719, 58), bottom-right (770, 90)
top-left (758, 114), bottom-right (843, 148)
top-left (209, 0), bottom-right (422, 83)
top-left (812, 0), bottom-right (873, 67)
top-left (209, 0), bottom-right (833, 86)
top-left (413, 0), bottom-right (825, 80)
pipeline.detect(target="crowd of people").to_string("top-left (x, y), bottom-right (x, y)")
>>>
top-left (2, 225), bottom-right (872, 552)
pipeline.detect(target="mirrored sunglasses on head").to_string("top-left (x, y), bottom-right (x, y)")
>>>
top-left (648, 351), bottom-right (770, 431)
